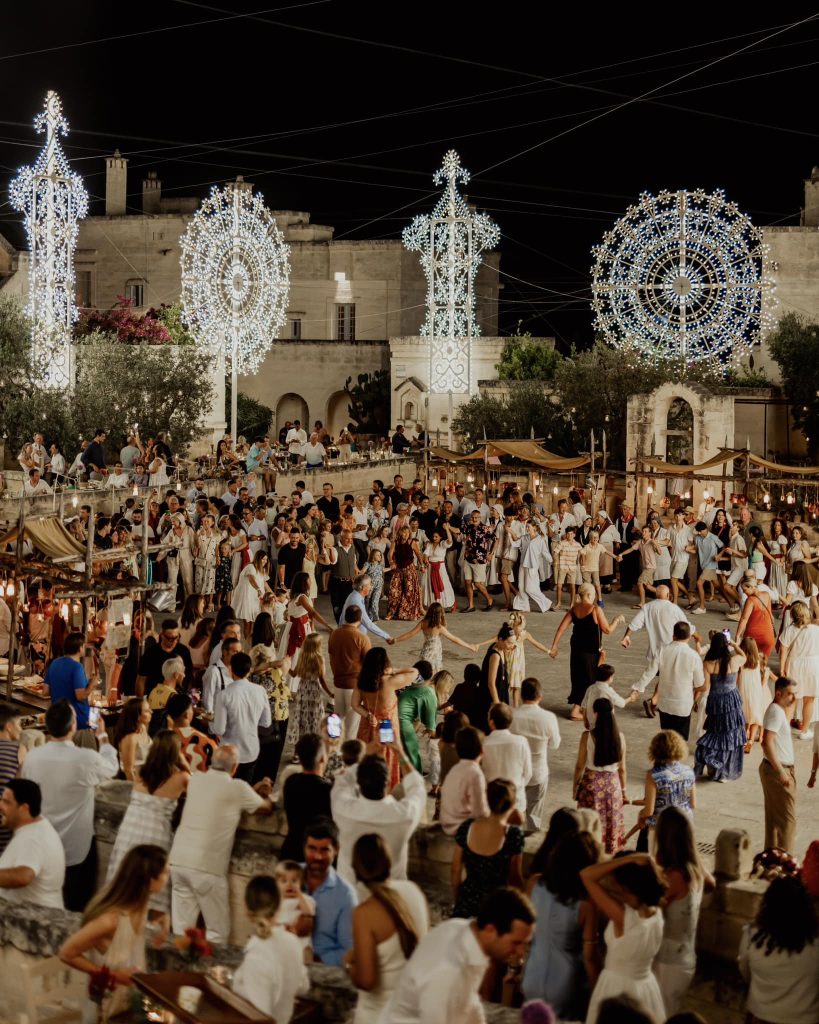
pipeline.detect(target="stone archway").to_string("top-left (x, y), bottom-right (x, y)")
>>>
top-left (276, 393), bottom-right (308, 434)
top-left (666, 397), bottom-right (694, 465)
top-left (326, 390), bottom-right (350, 437)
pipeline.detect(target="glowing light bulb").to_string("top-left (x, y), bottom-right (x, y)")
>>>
top-left (5, 581), bottom-right (14, 597)
top-left (763, 493), bottom-right (770, 504)
top-left (132, 484), bottom-right (138, 497)
top-left (703, 490), bottom-right (710, 500)
top-left (71, 495), bottom-right (78, 507)
top-left (122, 612), bottom-right (131, 627)
top-left (553, 486), bottom-right (559, 496)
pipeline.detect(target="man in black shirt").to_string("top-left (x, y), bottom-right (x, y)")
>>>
top-left (80, 429), bottom-right (107, 478)
top-left (278, 528), bottom-right (306, 587)
top-left (384, 473), bottom-right (410, 515)
top-left (316, 482), bottom-right (340, 522)
top-left (415, 496), bottom-right (438, 537)
top-left (279, 734), bottom-right (331, 860)
top-left (437, 499), bottom-right (464, 592)
top-left (135, 618), bottom-right (193, 698)
top-left (391, 425), bottom-right (411, 455)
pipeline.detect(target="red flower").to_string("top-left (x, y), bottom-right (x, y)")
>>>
top-left (88, 966), bottom-right (118, 1003)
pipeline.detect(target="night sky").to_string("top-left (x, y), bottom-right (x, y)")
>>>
top-left (1, 4), bottom-right (817, 348)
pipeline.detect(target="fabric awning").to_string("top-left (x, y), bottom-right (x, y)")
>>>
top-left (428, 440), bottom-right (590, 471)
top-left (638, 449), bottom-right (819, 476)
top-left (0, 518), bottom-right (86, 559)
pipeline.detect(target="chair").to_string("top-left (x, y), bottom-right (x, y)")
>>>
top-left (22, 956), bottom-right (86, 1024)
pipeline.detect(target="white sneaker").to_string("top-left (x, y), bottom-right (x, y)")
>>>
top-left (691, 607), bottom-right (706, 615)
top-left (799, 730), bottom-right (815, 741)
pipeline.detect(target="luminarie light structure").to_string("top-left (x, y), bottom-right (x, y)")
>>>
top-left (9, 90), bottom-right (89, 388)
top-left (591, 188), bottom-right (775, 366)
top-left (179, 178), bottom-right (290, 440)
top-left (403, 150), bottom-right (500, 395)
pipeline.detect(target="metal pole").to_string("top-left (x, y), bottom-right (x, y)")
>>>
top-left (590, 429), bottom-right (597, 520)
top-left (5, 495), bottom-right (26, 702)
top-left (448, 390), bottom-right (453, 449)
top-left (231, 352), bottom-right (238, 445)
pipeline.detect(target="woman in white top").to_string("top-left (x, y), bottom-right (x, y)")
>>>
top-left (779, 600), bottom-right (819, 739)
top-left (47, 443), bottom-right (66, 486)
top-left (420, 524), bottom-right (456, 611)
top-left (573, 698), bottom-right (627, 854)
top-left (115, 697), bottom-right (152, 782)
top-left (233, 552), bottom-right (274, 638)
top-left (233, 875), bottom-right (310, 1024)
top-left (59, 845), bottom-right (170, 1023)
top-left (596, 511), bottom-right (620, 594)
top-left (147, 454), bottom-right (169, 488)
top-left (652, 807), bottom-right (714, 1016)
top-left (345, 833), bottom-right (429, 1023)
top-left (782, 562), bottom-right (819, 620)
top-left (351, 495), bottom-right (371, 564)
top-left (738, 874), bottom-right (819, 1024)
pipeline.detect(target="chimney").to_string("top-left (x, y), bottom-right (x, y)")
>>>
top-left (105, 150), bottom-right (127, 216)
top-left (803, 166), bottom-right (819, 228)
top-left (142, 172), bottom-right (162, 215)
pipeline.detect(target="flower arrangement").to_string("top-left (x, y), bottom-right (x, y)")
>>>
top-left (173, 927), bottom-right (213, 961)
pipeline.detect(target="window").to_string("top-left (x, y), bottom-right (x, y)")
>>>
top-left (75, 269), bottom-right (92, 310)
top-left (289, 318), bottom-right (302, 340)
top-left (336, 303), bottom-right (355, 341)
top-left (404, 401), bottom-right (415, 421)
top-left (125, 279), bottom-right (145, 307)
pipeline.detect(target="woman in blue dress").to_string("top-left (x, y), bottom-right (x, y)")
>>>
top-left (694, 632), bottom-right (746, 782)
top-left (522, 829), bottom-right (602, 1019)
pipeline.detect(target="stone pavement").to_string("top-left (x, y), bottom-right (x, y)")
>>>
top-left (313, 588), bottom-right (817, 863)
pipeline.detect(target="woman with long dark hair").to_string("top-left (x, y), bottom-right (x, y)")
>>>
top-left (526, 807), bottom-right (582, 888)
top-left (739, 875), bottom-right (819, 1024)
top-left (115, 696), bottom-right (152, 782)
top-left (345, 833), bottom-right (429, 1023)
top-left (59, 845), bottom-right (170, 1021)
top-left (473, 622), bottom-right (515, 728)
top-left (352, 648), bottom-right (416, 790)
top-left (251, 611), bottom-right (276, 649)
top-left (652, 807), bottom-right (714, 1016)
top-left (105, 731), bottom-right (188, 914)
top-left (573, 698), bottom-right (627, 853)
top-left (694, 632), bottom-right (746, 782)
top-left (523, 830), bottom-right (602, 1019)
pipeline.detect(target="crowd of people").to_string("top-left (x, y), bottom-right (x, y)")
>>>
top-left (1, 439), bottom-right (819, 1024)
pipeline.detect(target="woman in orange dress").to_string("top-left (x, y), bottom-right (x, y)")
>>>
top-left (352, 648), bottom-right (417, 790)
top-left (735, 577), bottom-right (776, 658)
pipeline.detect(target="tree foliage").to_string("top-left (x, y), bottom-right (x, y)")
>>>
top-left (344, 370), bottom-right (390, 434)
top-left (224, 381), bottom-right (273, 438)
top-left (496, 335), bottom-right (560, 381)
top-left (767, 312), bottom-right (819, 456)
top-left (0, 296), bottom-right (215, 459)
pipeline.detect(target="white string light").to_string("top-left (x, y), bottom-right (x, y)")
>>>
top-left (403, 150), bottom-right (499, 394)
top-left (9, 91), bottom-right (88, 389)
top-left (591, 188), bottom-right (776, 366)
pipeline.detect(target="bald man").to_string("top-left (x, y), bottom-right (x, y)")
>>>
top-left (620, 586), bottom-right (698, 702)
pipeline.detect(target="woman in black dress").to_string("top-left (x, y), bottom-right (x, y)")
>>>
top-left (475, 623), bottom-right (515, 727)
top-left (548, 583), bottom-right (624, 721)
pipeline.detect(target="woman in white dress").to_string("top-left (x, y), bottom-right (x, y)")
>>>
top-left (782, 562), bottom-right (819, 621)
top-left (59, 845), bottom-right (170, 1023)
top-left (779, 600), bottom-right (819, 739)
top-left (596, 511), bottom-right (620, 594)
top-left (421, 524), bottom-right (456, 611)
top-left (302, 537), bottom-right (320, 600)
top-left (351, 494), bottom-right (371, 566)
top-left (768, 519), bottom-right (789, 603)
top-left (233, 552), bottom-right (274, 639)
top-left (344, 833), bottom-right (429, 1024)
top-left (652, 807), bottom-right (714, 1016)
top-left (581, 851), bottom-right (668, 1024)
top-left (786, 525), bottom-right (816, 574)
top-left (512, 521), bottom-right (553, 613)
top-left (147, 454), bottom-right (169, 489)
top-left (738, 637), bottom-right (770, 753)
top-left (194, 514), bottom-right (219, 610)
top-left (227, 514), bottom-right (250, 588)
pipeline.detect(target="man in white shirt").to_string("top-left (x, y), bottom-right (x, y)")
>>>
top-left (330, 744), bottom-right (426, 886)
top-left (285, 420), bottom-right (308, 464)
top-left (620, 585), bottom-right (693, 700)
top-left (652, 621), bottom-right (705, 740)
top-left (30, 432), bottom-right (47, 472)
top-left (106, 461), bottom-right (130, 489)
top-left (381, 887), bottom-right (535, 1024)
top-left (20, 701), bottom-right (117, 911)
top-left (0, 778), bottom-right (65, 908)
top-left (220, 478), bottom-right (240, 510)
top-left (212, 652), bottom-right (271, 781)
top-left (760, 676), bottom-right (798, 854)
top-left (206, 621), bottom-right (242, 670)
top-left (294, 480), bottom-right (315, 506)
top-left (439, 726), bottom-right (489, 836)
top-left (510, 679), bottom-right (560, 830)
top-left (581, 664), bottom-right (636, 728)
top-left (302, 433), bottom-right (326, 470)
top-left (668, 509), bottom-right (694, 605)
top-left (482, 703), bottom-right (532, 816)
top-left (460, 488), bottom-right (491, 523)
top-left (23, 468), bottom-right (52, 496)
top-left (547, 499), bottom-right (578, 541)
top-left (169, 744), bottom-right (273, 943)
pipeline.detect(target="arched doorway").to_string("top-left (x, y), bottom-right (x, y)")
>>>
top-left (276, 393), bottom-right (308, 434)
top-left (666, 397), bottom-right (694, 464)
top-left (326, 390), bottom-right (350, 437)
